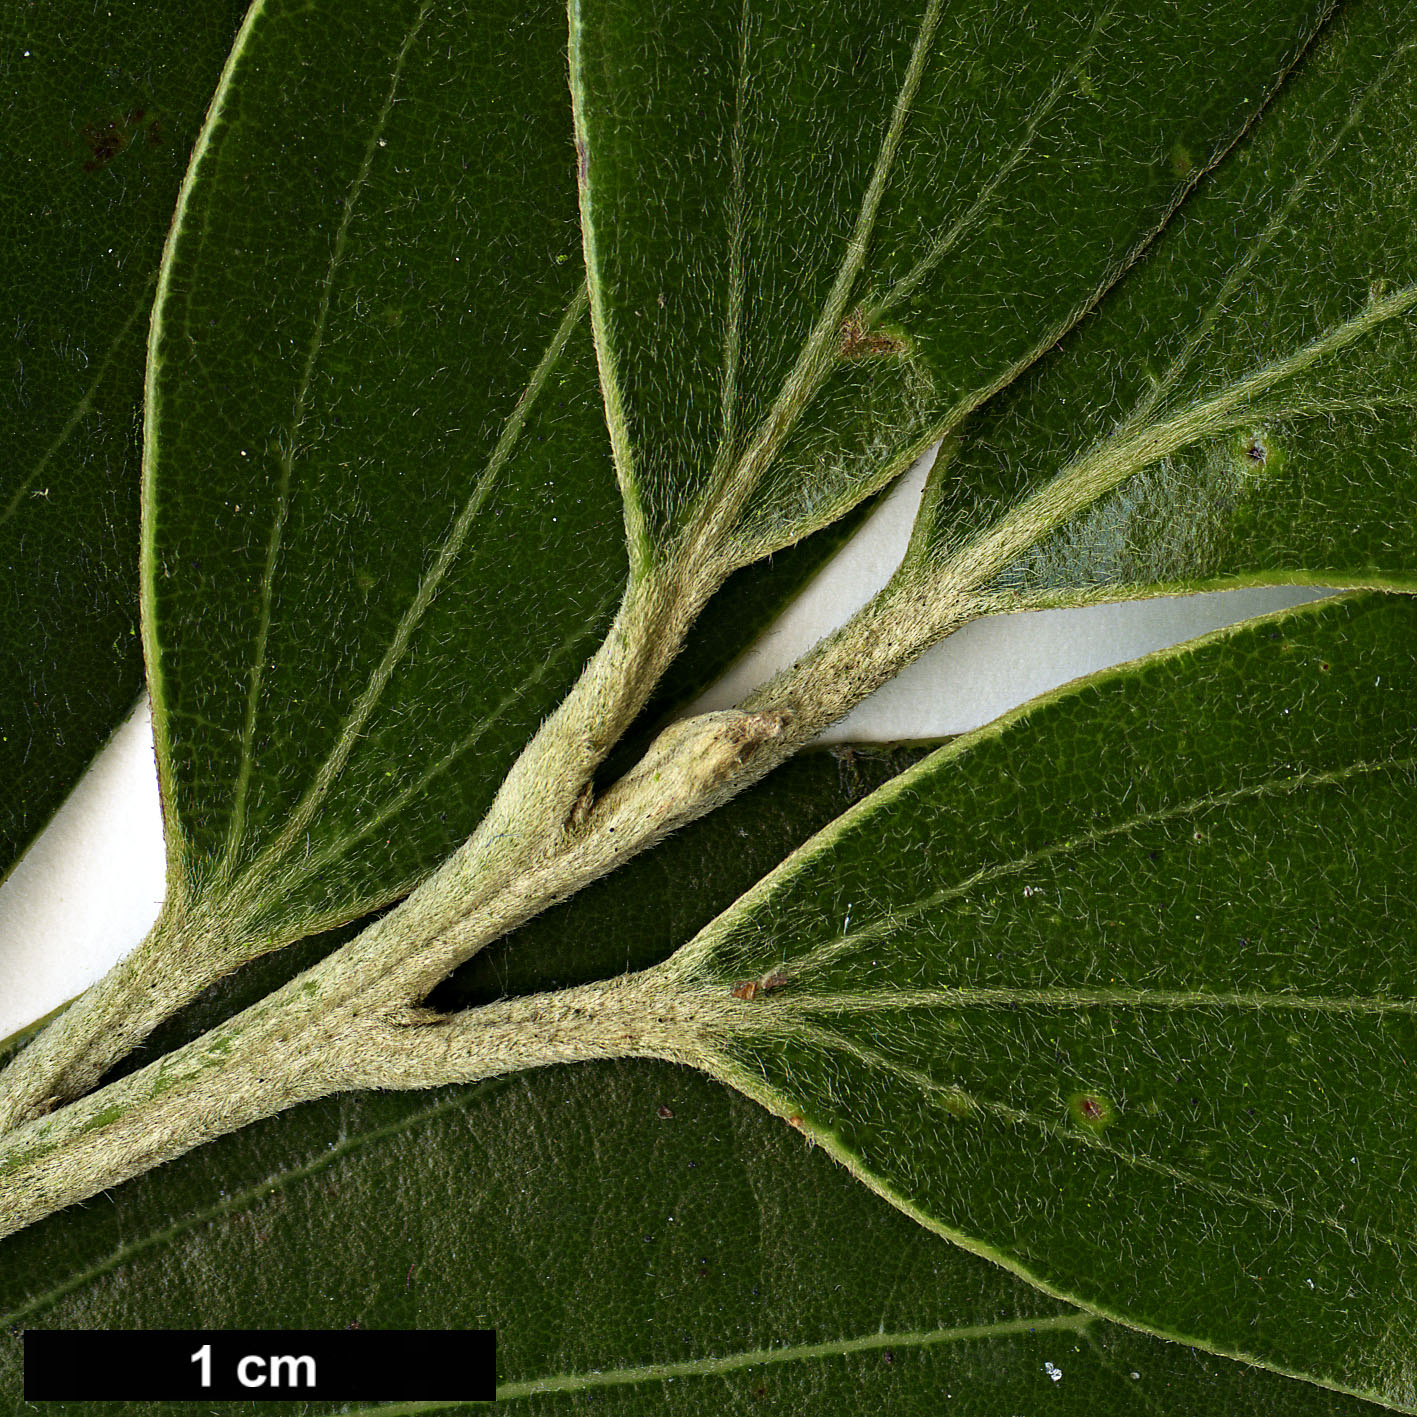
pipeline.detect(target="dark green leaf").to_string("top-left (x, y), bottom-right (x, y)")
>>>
top-left (916, 0), bottom-right (1417, 602)
top-left (569, 0), bottom-right (1334, 567)
top-left (670, 592), bottom-right (1417, 1406)
top-left (0, 0), bottom-right (247, 881)
top-left (144, 0), bottom-right (625, 948)
top-left (0, 747), bottom-right (1383, 1417)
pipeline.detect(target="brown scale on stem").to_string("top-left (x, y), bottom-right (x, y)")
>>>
top-left (729, 970), bottom-right (791, 1002)
top-left (837, 308), bottom-right (910, 359)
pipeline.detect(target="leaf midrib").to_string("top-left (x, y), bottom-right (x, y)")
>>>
top-left (223, 285), bottom-right (596, 917)
top-left (578, 0), bottom-right (946, 562)
top-left (678, 750), bottom-right (1413, 981)
top-left (702, 1011), bottom-right (1409, 1288)
top-left (759, 986), bottom-right (1417, 1016)
top-left (711, 0), bottom-right (751, 483)
top-left (1132, 35), bottom-right (1417, 425)
top-left (332, 1312), bottom-right (1094, 1414)
top-left (218, 1), bottom-right (436, 868)
top-left (282, 578), bottom-right (615, 886)
top-left (691, 0), bottom-right (947, 551)
top-left (867, 1), bottom-right (1121, 324)
top-left (782, 1018), bottom-right (1369, 1240)
top-left (926, 275), bottom-right (1417, 607)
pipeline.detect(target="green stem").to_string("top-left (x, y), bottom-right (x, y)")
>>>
top-left (0, 965), bottom-right (720, 1241)
top-left (0, 899), bottom-right (240, 1136)
top-left (0, 446), bottom-right (1076, 1231)
top-left (0, 553), bottom-right (719, 1137)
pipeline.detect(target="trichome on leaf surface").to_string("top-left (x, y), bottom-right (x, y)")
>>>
top-left (2, 0), bottom-right (1416, 1411)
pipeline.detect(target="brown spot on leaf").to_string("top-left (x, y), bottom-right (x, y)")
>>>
top-left (838, 308), bottom-right (910, 359)
top-left (81, 120), bottom-right (125, 171)
top-left (730, 981), bottom-right (759, 1001)
top-left (79, 105), bottom-right (153, 172)
top-left (656, 1104), bottom-right (674, 1120)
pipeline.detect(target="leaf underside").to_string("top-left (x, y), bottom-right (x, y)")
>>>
top-left (0, 747), bottom-right (1387, 1417)
top-left (670, 593), bottom-right (1417, 1407)
top-left (916, 0), bottom-right (1417, 606)
top-left (6, 1), bottom-right (1417, 1413)
top-left (571, 0), bottom-right (1335, 563)
top-left (0, 0), bottom-right (247, 882)
top-left (144, 0), bottom-right (627, 947)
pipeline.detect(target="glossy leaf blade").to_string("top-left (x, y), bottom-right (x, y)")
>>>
top-left (0, 750), bottom-right (1382, 1417)
top-left (0, 0), bottom-right (247, 880)
top-left (569, 0), bottom-right (1334, 564)
top-left (144, 0), bottom-right (625, 943)
top-left (919, 0), bottom-right (1417, 601)
top-left (668, 593), bottom-right (1417, 1405)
